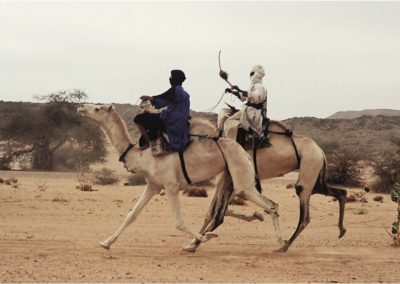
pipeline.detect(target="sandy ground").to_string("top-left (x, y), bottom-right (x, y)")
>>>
top-left (1, 169), bottom-right (400, 283)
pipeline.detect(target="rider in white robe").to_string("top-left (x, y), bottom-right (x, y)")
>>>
top-left (218, 65), bottom-right (267, 140)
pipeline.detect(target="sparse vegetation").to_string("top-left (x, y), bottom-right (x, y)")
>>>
top-left (182, 186), bottom-right (208, 198)
top-left (373, 195), bottom-right (384, 203)
top-left (346, 191), bottom-right (368, 203)
top-left (93, 168), bottom-right (119, 185)
top-left (36, 181), bottom-right (47, 191)
top-left (389, 176), bottom-right (400, 246)
top-left (76, 169), bottom-right (94, 191)
top-left (0, 90), bottom-right (106, 171)
top-left (128, 174), bottom-right (146, 186)
top-left (326, 150), bottom-right (364, 186)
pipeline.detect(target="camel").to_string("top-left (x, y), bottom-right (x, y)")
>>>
top-left (184, 120), bottom-right (348, 253)
top-left (77, 104), bottom-right (284, 250)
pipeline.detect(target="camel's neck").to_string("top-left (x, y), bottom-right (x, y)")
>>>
top-left (101, 114), bottom-right (132, 157)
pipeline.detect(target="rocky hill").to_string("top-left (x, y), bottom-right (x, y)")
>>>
top-left (327, 109), bottom-right (400, 119)
top-left (284, 115), bottom-right (400, 154)
top-left (1, 102), bottom-right (399, 156)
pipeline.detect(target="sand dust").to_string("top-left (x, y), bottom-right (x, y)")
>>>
top-left (1, 170), bottom-right (399, 283)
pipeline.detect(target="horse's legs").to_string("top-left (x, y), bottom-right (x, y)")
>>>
top-left (99, 182), bottom-right (160, 249)
top-left (166, 186), bottom-right (218, 242)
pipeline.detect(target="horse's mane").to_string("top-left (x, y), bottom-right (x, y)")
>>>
top-left (190, 118), bottom-right (217, 137)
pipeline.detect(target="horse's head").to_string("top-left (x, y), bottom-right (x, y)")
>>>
top-left (77, 104), bottom-right (116, 124)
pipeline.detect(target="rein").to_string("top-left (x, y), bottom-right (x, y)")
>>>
top-left (119, 143), bottom-right (136, 163)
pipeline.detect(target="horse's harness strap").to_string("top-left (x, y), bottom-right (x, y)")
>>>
top-left (119, 143), bottom-right (135, 163)
top-left (179, 151), bottom-right (192, 185)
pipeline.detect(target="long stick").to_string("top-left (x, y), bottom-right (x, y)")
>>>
top-left (218, 50), bottom-right (234, 88)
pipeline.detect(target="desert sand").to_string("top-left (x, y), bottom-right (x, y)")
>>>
top-left (1, 168), bottom-right (399, 283)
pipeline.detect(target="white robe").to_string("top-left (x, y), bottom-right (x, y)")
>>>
top-left (217, 66), bottom-right (267, 140)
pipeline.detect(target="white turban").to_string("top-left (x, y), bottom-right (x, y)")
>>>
top-left (250, 65), bottom-right (265, 83)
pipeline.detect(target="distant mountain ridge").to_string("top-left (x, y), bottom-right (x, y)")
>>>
top-left (327, 109), bottom-right (400, 119)
top-left (1, 102), bottom-right (399, 157)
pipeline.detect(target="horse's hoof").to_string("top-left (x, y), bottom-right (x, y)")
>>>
top-left (338, 228), bottom-right (347, 238)
top-left (99, 241), bottom-right (110, 249)
top-left (273, 245), bottom-right (288, 253)
top-left (182, 244), bottom-right (197, 253)
top-left (253, 211), bottom-right (264, 221)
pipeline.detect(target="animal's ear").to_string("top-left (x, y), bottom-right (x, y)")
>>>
top-left (108, 105), bottom-right (114, 112)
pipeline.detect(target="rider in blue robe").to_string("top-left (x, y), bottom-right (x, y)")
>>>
top-left (134, 70), bottom-right (190, 151)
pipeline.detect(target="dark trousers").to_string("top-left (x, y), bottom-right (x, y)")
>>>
top-left (134, 112), bottom-right (165, 140)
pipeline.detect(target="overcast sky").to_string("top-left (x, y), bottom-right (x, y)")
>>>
top-left (1, 1), bottom-right (399, 119)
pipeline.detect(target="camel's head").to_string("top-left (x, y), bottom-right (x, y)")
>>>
top-left (77, 104), bottom-right (116, 124)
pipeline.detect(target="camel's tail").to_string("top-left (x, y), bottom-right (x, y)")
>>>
top-left (314, 154), bottom-right (347, 239)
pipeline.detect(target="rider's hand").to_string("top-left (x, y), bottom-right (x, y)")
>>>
top-left (219, 70), bottom-right (228, 80)
top-left (140, 95), bottom-right (152, 101)
top-left (231, 85), bottom-right (240, 91)
top-left (225, 88), bottom-right (233, 93)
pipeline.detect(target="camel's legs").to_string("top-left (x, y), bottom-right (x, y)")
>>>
top-left (99, 183), bottom-right (160, 249)
top-left (226, 209), bottom-right (264, 222)
top-left (166, 187), bottom-right (218, 242)
top-left (183, 171), bottom-right (234, 252)
top-left (244, 188), bottom-right (284, 245)
top-left (183, 172), bottom-right (282, 253)
top-left (275, 185), bottom-right (311, 253)
top-left (313, 184), bottom-right (347, 238)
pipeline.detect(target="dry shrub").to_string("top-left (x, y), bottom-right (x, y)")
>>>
top-left (5, 179), bottom-right (11, 185)
top-left (37, 182), bottom-right (47, 191)
top-left (0, 178), bottom-right (4, 183)
top-left (12, 184), bottom-right (18, 189)
top-left (373, 195), bottom-right (384, 203)
top-left (128, 174), bottom-right (146, 186)
top-left (52, 197), bottom-right (68, 202)
top-left (327, 151), bottom-right (364, 186)
top-left (346, 191), bottom-right (368, 203)
top-left (182, 186), bottom-right (208, 198)
top-left (11, 177), bottom-right (18, 184)
top-left (94, 168), bottom-right (119, 185)
top-left (370, 152), bottom-right (400, 193)
top-left (78, 182), bottom-right (93, 191)
top-left (355, 208), bottom-right (368, 215)
top-left (76, 170), bottom-right (94, 191)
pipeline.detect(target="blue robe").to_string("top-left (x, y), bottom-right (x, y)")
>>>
top-left (153, 85), bottom-right (190, 151)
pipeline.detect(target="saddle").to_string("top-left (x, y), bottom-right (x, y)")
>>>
top-left (225, 103), bottom-right (271, 151)
top-left (236, 120), bottom-right (271, 151)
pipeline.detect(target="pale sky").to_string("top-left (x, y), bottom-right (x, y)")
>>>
top-left (1, 1), bottom-right (399, 119)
